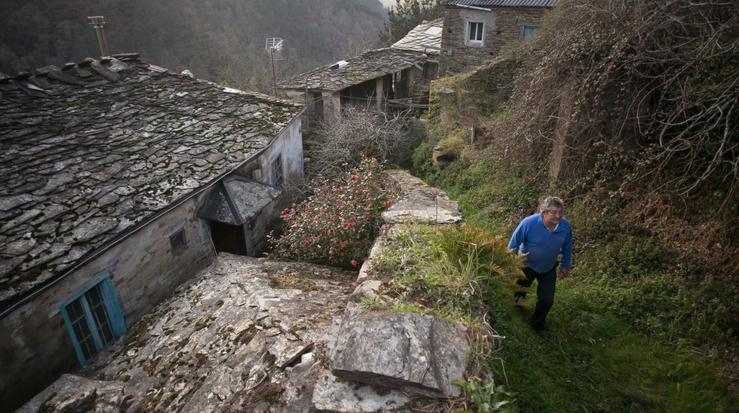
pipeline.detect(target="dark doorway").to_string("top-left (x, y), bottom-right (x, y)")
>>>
top-left (311, 92), bottom-right (324, 124)
top-left (209, 221), bottom-right (246, 255)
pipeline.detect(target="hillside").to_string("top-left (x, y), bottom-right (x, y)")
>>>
top-left (0, 0), bottom-right (386, 92)
top-left (410, 0), bottom-right (738, 410)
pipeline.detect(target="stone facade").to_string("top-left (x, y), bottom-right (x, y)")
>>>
top-left (440, 6), bottom-right (551, 75)
top-left (17, 172), bottom-right (470, 413)
top-left (0, 194), bottom-right (214, 410)
top-left (0, 54), bottom-right (305, 411)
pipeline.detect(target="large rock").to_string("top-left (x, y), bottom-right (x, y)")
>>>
top-left (329, 311), bottom-right (468, 398)
top-left (17, 374), bottom-right (132, 413)
top-left (312, 370), bottom-right (409, 413)
top-left (382, 170), bottom-right (462, 225)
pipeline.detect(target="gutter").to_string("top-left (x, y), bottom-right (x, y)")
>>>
top-left (0, 107), bottom-right (306, 320)
top-left (453, 4), bottom-right (492, 11)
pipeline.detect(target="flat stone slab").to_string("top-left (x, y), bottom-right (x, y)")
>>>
top-left (312, 370), bottom-right (409, 413)
top-left (22, 254), bottom-right (357, 413)
top-left (329, 310), bottom-right (468, 398)
top-left (17, 374), bottom-right (131, 413)
top-left (382, 170), bottom-right (462, 225)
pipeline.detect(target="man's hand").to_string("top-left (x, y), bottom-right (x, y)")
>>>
top-left (559, 267), bottom-right (570, 279)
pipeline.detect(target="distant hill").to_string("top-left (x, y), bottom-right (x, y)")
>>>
top-left (0, 0), bottom-right (386, 92)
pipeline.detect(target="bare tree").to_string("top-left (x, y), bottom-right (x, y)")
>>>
top-left (309, 107), bottom-right (423, 177)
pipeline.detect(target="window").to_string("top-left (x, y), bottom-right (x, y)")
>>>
top-left (60, 277), bottom-right (125, 365)
top-left (521, 24), bottom-right (539, 42)
top-left (467, 21), bottom-right (484, 45)
top-left (272, 155), bottom-right (284, 187)
top-left (169, 228), bottom-right (187, 254)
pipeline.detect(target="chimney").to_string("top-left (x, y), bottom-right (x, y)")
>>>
top-left (87, 16), bottom-right (109, 57)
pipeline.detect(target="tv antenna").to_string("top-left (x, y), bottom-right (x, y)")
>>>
top-left (265, 37), bottom-right (284, 95)
top-left (88, 16), bottom-right (109, 57)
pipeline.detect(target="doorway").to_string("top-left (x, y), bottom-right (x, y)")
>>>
top-left (209, 221), bottom-right (246, 255)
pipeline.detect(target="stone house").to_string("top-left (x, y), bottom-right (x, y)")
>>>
top-left (278, 19), bottom-right (443, 129)
top-left (0, 53), bottom-right (303, 410)
top-left (439, 0), bottom-right (558, 75)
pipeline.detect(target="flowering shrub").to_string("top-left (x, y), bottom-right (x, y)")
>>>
top-left (268, 158), bottom-right (396, 269)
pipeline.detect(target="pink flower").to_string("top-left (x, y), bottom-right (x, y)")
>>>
top-left (346, 223), bottom-right (353, 229)
top-left (351, 259), bottom-right (359, 267)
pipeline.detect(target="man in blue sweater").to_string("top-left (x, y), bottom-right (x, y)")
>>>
top-left (508, 196), bottom-right (573, 333)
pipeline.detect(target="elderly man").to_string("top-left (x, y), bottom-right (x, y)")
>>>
top-left (508, 196), bottom-right (573, 333)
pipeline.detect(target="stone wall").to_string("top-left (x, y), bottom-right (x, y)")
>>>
top-left (430, 55), bottom-right (518, 129)
top-left (2, 116), bottom-right (304, 411)
top-left (241, 117), bottom-right (304, 188)
top-left (440, 6), bottom-right (550, 75)
top-left (238, 116), bottom-right (304, 254)
top-left (0, 194), bottom-right (215, 410)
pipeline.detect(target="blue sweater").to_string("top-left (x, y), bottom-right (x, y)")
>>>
top-left (507, 213), bottom-right (573, 273)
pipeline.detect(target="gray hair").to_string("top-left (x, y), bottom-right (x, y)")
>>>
top-left (540, 196), bottom-right (564, 212)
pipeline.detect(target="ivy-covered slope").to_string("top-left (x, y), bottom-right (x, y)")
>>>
top-left (410, 0), bottom-right (738, 410)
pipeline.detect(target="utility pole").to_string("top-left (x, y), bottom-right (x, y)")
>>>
top-left (88, 16), bottom-right (109, 57)
top-left (265, 38), bottom-right (284, 96)
top-left (270, 47), bottom-right (277, 96)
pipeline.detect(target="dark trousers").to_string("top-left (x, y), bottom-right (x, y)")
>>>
top-left (514, 265), bottom-right (557, 330)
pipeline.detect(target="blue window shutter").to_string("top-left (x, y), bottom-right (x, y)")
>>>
top-left (60, 305), bottom-right (88, 365)
top-left (101, 277), bottom-right (126, 337)
top-left (80, 295), bottom-right (105, 351)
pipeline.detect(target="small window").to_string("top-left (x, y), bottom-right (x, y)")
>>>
top-left (272, 155), bottom-right (284, 187)
top-left (467, 21), bottom-right (484, 45)
top-left (521, 24), bottom-right (539, 42)
top-left (169, 228), bottom-right (187, 254)
top-left (60, 278), bottom-right (125, 365)
top-left (251, 168), bottom-right (263, 181)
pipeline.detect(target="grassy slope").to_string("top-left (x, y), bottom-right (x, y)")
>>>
top-left (403, 86), bottom-right (737, 411)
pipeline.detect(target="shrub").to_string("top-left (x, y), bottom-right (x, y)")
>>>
top-left (311, 107), bottom-right (422, 177)
top-left (268, 158), bottom-right (395, 269)
top-left (379, 224), bottom-right (524, 317)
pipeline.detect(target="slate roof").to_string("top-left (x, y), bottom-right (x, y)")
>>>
top-left (278, 48), bottom-right (429, 92)
top-left (199, 176), bottom-right (281, 226)
top-left (0, 54), bottom-right (302, 313)
top-left (446, 0), bottom-right (558, 7)
top-left (392, 18), bottom-right (444, 55)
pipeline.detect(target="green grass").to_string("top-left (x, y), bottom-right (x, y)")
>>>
top-left (484, 276), bottom-right (736, 412)
top-left (379, 212), bottom-right (736, 412)
top-left (407, 47), bottom-right (736, 411)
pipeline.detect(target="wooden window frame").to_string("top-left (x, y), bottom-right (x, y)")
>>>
top-left (520, 23), bottom-right (539, 42)
top-left (60, 276), bottom-right (126, 365)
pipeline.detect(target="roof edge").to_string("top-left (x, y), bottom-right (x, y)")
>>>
top-left (0, 107), bottom-right (306, 319)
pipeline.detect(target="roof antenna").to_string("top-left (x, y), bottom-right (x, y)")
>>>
top-left (88, 16), bottom-right (109, 57)
top-left (265, 37), bottom-right (284, 96)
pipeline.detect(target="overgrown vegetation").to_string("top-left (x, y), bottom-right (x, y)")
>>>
top-left (405, 0), bottom-right (737, 410)
top-left (488, 0), bottom-right (738, 275)
top-left (268, 158), bottom-right (395, 269)
top-left (310, 107), bottom-right (423, 177)
top-left (376, 224), bottom-right (524, 319)
top-left (372, 223), bottom-right (524, 410)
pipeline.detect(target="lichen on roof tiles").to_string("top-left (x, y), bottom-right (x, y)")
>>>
top-left (0, 54), bottom-right (303, 310)
top-left (279, 48), bottom-right (429, 92)
top-left (446, 0), bottom-right (559, 7)
top-left (392, 18), bottom-right (444, 54)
